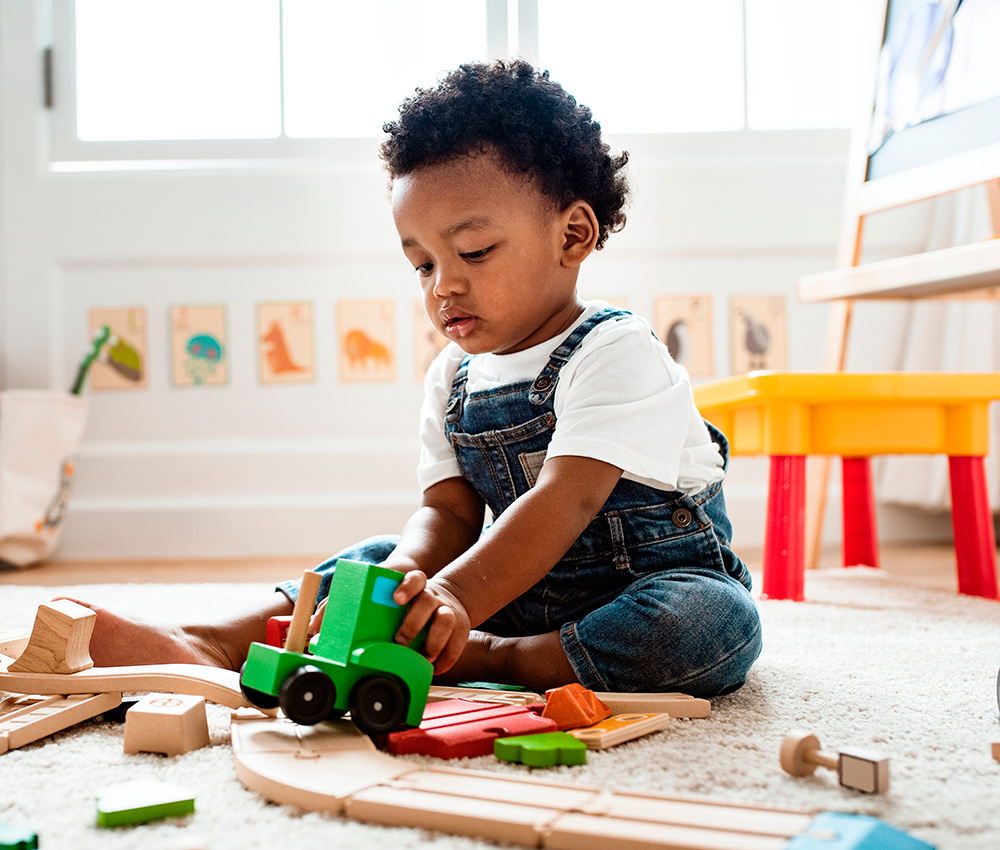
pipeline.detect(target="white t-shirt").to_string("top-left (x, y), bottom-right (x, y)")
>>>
top-left (417, 302), bottom-right (725, 496)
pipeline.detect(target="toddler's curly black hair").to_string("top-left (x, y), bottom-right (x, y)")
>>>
top-left (381, 60), bottom-right (630, 250)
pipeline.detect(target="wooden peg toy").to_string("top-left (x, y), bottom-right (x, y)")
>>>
top-left (123, 692), bottom-right (210, 756)
top-left (8, 600), bottom-right (96, 675)
top-left (781, 730), bottom-right (889, 794)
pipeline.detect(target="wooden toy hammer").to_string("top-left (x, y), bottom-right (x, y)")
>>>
top-left (780, 730), bottom-right (889, 794)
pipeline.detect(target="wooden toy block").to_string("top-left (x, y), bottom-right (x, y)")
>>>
top-left (427, 684), bottom-right (544, 706)
top-left (992, 741), bottom-right (1000, 762)
top-left (0, 821), bottom-right (38, 850)
top-left (266, 615), bottom-right (294, 648)
top-left (494, 731), bottom-right (587, 766)
top-left (568, 712), bottom-right (672, 750)
top-left (385, 698), bottom-right (557, 759)
top-left (0, 691), bottom-right (122, 755)
top-left (594, 691), bottom-right (711, 719)
top-left (541, 683), bottom-right (612, 730)
top-left (123, 692), bottom-right (210, 756)
top-left (781, 730), bottom-right (889, 794)
top-left (8, 600), bottom-right (96, 674)
top-left (95, 778), bottom-right (195, 827)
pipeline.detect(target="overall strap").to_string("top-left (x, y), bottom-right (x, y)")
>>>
top-left (444, 355), bottom-right (472, 425)
top-left (528, 307), bottom-right (632, 406)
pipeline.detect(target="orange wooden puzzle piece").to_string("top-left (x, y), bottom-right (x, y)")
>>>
top-left (541, 684), bottom-right (612, 731)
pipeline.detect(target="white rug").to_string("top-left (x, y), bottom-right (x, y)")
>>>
top-left (1, 568), bottom-right (999, 850)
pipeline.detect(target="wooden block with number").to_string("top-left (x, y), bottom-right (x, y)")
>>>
top-left (568, 712), bottom-right (671, 750)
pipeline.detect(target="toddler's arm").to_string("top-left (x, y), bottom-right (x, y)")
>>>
top-left (393, 454), bottom-right (623, 673)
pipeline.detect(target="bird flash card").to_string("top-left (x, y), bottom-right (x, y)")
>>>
top-left (257, 301), bottom-right (315, 385)
top-left (170, 305), bottom-right (227, 388)
top-left (654, 295), bottom-right (714, 377)
top-left (414, 301), bottom-right (448, 381)
top-left (729, 294), bottom-right (787, 375)
top-left (338, 300), bottom-right (396, 383)
top-left (87, 307), bottom-right (147, 392)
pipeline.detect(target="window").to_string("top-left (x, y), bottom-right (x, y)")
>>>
top-left (53, 0), bottom-right (879, 165)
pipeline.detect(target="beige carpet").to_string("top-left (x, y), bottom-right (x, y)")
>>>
top-left (1, 567), bottom-right (999, 849)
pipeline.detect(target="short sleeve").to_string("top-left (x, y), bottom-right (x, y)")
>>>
top-left (416, 344), bottom-right (465, 492)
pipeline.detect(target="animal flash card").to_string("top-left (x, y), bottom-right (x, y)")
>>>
top-left (87, 307), bottom-right (147, 392)
top-left (655, 295), bottom-right (714, 377)
top-left (170, 305), bottom-right (227, 388)
top-left (414, 301), bottom-right (448, 381)
top-left (257, 301), bottom-right (315, 385)
top-left (338, 300), bottom-right (396, 384)
top-left (729, 294), bottom-right (787, 375)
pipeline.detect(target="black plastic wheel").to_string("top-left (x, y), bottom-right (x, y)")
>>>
top-left (279, 665), bottom-right (338, 725)
top-left (349, 675), bottom-right (408, 736)
top-left (239, 661), bottom-right (280, 710)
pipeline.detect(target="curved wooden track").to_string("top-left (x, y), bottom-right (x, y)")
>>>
top-left (230, 712), bottom-right (816, 850)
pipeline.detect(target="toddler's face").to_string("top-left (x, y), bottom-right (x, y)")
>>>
top-left (391, 150), bottom-right (583, 355)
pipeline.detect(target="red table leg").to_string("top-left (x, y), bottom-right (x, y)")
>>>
top-left (948, 455), bottom-right (999, 599)
top-left (842, 457), bottom-right (879, 569)
top-left (762, 455), bottom-right (806, 601)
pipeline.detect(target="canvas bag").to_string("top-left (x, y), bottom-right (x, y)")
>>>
top-left (0, 389), bottom-right (89, 567)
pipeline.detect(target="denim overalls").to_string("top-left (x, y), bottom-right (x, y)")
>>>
top-left (290, 308), bottom-right (762, 696)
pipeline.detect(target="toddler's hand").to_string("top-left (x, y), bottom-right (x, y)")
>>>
top-left (393, 570), bottom-right (470, 675)
top-left (308, 599), bottom-right (326, 636)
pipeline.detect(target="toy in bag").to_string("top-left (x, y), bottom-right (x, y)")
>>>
top-left (0, 327), bottom-right (109, 567)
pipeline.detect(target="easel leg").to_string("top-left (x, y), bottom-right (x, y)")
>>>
top-left (805, 299), bottom-right (854, 571)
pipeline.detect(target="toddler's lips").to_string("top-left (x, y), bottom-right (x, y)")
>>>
top-left (444, 316), bottom-right (477, 338)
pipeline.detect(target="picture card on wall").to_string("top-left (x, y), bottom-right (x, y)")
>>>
top-left (729, 294), bottom-right (787, 375)
top-left (654, 295), bottom-right (714, 377)
top-left (414, 301), bottom-right (448, 381)
top-left (88, 307), bottom-right (148, 392)
top-left (170, 304), bottom-right (228, 387)
top-left (337, 300), bottom-right (396, 383)
top-left (257, 301), bottom-right (315, 385)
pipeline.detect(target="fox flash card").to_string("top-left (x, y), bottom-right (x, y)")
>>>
top-left (257, 301), bottom-right (315, 385)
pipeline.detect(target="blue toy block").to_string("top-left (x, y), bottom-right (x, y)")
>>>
top-left (0, 822), bottom-right (38, 850)
top-left (787, 812), bottom-right (935, 849)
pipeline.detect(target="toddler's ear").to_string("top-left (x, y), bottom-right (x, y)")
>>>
top-left (560, 202), bottom-right (599, 268)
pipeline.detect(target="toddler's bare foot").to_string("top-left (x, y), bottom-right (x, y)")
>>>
top-left (58, 593), bottom-right (293, 671)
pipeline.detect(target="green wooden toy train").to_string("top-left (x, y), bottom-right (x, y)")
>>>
top-left (240, 559), bottom-right (433, 737)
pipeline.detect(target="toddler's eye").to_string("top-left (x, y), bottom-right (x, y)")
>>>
top-left (414, 262), bottom-right (433, 276)
top-left (461, 246), bottom-right (493, 262)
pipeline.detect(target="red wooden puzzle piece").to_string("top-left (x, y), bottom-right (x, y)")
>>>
top-left (385, 698), bottom-right (557, 759)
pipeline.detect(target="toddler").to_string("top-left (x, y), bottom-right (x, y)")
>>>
top-left (77, 61), bottom-right (761, 697)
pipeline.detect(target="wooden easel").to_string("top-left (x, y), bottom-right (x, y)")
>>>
top-left (798, 0), bottom-right (1000, 570)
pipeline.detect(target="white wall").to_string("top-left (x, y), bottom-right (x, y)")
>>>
top-left (0, 1), bottom-right (940, 563)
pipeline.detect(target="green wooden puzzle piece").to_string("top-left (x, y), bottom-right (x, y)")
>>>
top-left (0, 821), bottom-right (38, 850)
top-left (494, 731), bottom-right (588, 767)
top-left (95, 778), bottom-right (195, 828)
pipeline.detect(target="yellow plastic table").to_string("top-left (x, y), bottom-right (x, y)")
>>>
top-left (694, 372), bottom-right (1000, 601)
